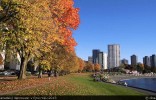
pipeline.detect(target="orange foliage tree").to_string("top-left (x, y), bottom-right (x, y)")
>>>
top-left (84, 62), bottom-right (94, 72)
top-left (94, 64), bottom-right (101, 72)
top-left (40, 0), bottom-right (80, 76)
top-left (0, 0), bottom-right (80, 79)
top-left (78, 58), bottom-right (85, 72)
top-left (48, 0), bottom-right (80, 51)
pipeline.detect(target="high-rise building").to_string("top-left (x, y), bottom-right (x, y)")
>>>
top-left (88, 56), bottom-right (93, 63)
top-left (98, 52), bottom-right (104, 69)
top-left (150, 56), bottom-right (152, 67)
top-left (121, 58), bottom-right (128, 65)
top-left (92, 49), bottom-right (100, 64)
top-left (92, 50), bottom-right (108, 69)
top-left (98, 52), bottom-right (107, 69)
top-left (151, 54), bottom-right (156, 67)
top-left (108, 44), bottom-right (120, 68)
top-left (131, 55), bottom-right (138, 67)
top-left (98, 52), bottom-right (108, 69)
top-left (103, 52), bottom-right (107, 69)
top-left (143, 56), bottom-right (150, 67)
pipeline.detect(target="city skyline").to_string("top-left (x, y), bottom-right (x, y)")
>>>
top-left (89, 48), bottom-right (156, 67)
top-left (81, 44), bottom-right (156, 64)
top-left (73, 0), bottom-right (156, 63)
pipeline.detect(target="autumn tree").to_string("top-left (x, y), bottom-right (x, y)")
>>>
top-left (0, 0), bottom-right (80, 79)
top-left (78, 58), bottom-right (85, 72)
top-left (84, 62), bottom-right (94, 72)
top-left (0, 0), bottom-right (54, 79)
top-left (38, 0), bottom-right (80, 76)
top-left (48, 0), bottom-right (80, 51)
top-left (94, 64), bottom-right (101, 72)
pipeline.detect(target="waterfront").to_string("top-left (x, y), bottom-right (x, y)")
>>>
top-left (108, 73), bottom-right (156, 94)
top-left (122, 78), bottom-right (156, 92)
top-left (109, 73), bottom-right (156, 82)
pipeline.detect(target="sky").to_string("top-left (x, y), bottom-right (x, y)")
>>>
top-left (73, 0), bottom-right (156, 63)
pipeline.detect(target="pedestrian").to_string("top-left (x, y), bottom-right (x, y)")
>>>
top-left (48, 70), bottom-right (51, 81)
top-left (124, 82), bottom-right (128, 87)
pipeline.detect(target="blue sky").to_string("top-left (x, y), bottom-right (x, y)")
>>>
top-left (73, 0), bottom-right (156, 63)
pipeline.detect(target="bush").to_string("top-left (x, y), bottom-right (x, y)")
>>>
top-left (93, 77), bottom-right (101, 82)
top-left (101, 75), bottom-right (109, 82)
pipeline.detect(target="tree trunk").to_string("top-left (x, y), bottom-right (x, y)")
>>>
top-left (54, 69), bottom-right (57, 77)
top-left (18, 56), bottom-right (27, 79)
top-left (4, 50), bottom-right (9, 70)
top-left (4, 43), bottom-right (9, 70)
top-left (38, 66), bottom-right (42, 78)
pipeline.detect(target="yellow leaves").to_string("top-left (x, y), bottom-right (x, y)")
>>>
top-left (47, 33), bottom-right (60, 43)
top-left (1, 0), bottom-right (80, 78)
top-left (0, 74), bottom-right (96, 95)
top-left (40, 60), bottom-right (51, 70)
top-left (0, 6), bottom-right (3, 11)
top-left (0, 77), bottom-right (55, 94)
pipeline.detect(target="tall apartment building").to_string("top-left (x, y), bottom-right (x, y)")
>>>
top-left (121, 58), bottom-right (128, 65)
top-left (98, 52), bottom-right (104, 69)
top-left (150, 54), bottom-right (156, 67)
top-left (108, 44), bottom-right (120, 68)
top-left (131, 55), bottom-right (138, 67)
top-left (92, 50), bottom-right (107, 69)
top-left (88, 56), bottom-right (93, 63)
top-left (98, 52), bottom-right (108, 70)
top-left (103, 52), bottom-right (107, 69)
top-left (143, 56), bottom-right (150, 67)
top-left (92, 49), bottom-right (100, 64)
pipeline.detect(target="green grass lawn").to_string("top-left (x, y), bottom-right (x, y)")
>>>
top-left (10, 73), bottom-right (144, 95)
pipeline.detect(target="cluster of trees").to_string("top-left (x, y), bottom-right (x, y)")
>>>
top-left (82, 62), bottom-right (101, 72)
top-left (119, 63), bottom-right (156, 73)
top-left (0, 0), bottom-right (82, 79)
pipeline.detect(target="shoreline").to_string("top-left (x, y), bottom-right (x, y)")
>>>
top-left (109, 74), bottom-right (156, 95)
top-left (104, 82), bottom-right (156, 95)
top-left (109, 74), bottom-right (156, 82)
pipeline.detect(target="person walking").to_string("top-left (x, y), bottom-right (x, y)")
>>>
top-left (48, 70), bottom-right (51, 81)
top-left (124, 82), bottom-right (128, 87)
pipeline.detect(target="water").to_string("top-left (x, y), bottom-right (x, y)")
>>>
top-left (121, 78), bottom-right (156, 92)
